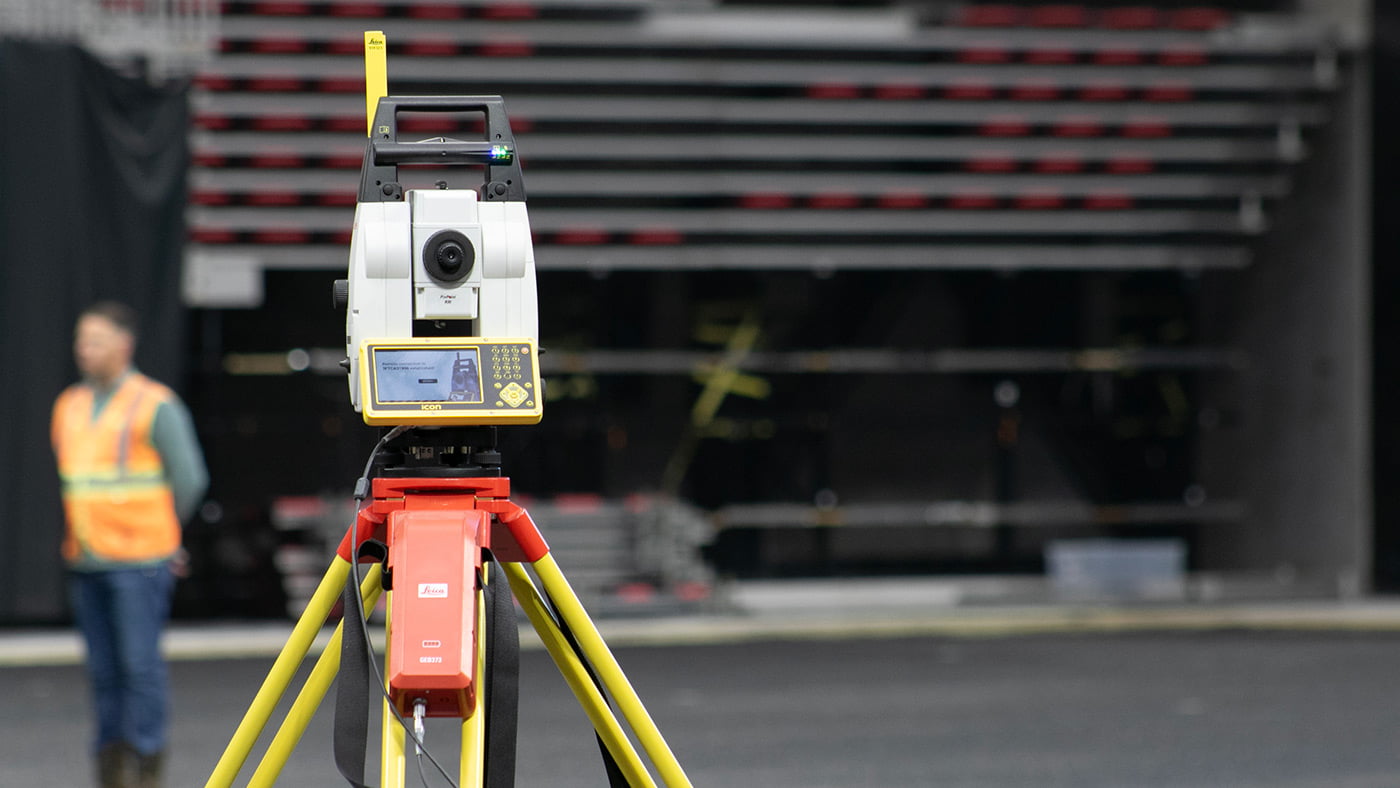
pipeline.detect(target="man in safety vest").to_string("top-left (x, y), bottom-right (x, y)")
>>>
top-left (51, 301), bottom-right (208, 788)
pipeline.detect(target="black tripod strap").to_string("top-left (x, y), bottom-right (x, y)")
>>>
top-left (483, 560), bottom-right (519, 788)
top-left (548, 591), bottom-right (631, 788)
top-left (334, 558), bottom-right (376, 788)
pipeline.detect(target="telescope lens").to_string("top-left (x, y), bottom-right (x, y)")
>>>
top-left (423, 230), bottom-right (474, 282)
top-left (437, 242), bottom-right (463, 272)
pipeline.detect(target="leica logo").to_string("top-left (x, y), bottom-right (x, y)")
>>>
top-left (418, 583), bottom-right (449, 598)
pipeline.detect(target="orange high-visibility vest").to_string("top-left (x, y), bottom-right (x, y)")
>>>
top-left (52, 373), bottom-right (181, 564)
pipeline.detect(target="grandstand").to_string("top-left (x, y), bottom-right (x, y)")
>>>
top-left (0, 0), bottom-right (1373, 616)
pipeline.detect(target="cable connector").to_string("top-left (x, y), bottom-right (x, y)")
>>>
top-left (413, 698), bottom-right (428, 755)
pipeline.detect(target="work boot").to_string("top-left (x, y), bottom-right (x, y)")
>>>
top-left (96, 742), bottom-right (131, 788)
top-left (134, 750), bottom-right (164, 788)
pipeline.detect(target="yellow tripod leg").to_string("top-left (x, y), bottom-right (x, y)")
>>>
top-left (380, 589), bottom-right (407, 788)
top-left (460, 576), bottom-right (489, 787)
top-left (247, 567), bottom-right (383, 788)
top-left (501, 562), bottom-right (658, 788)
top-left (532, 555), bottom-right (694, 788)
top-left (206, 556), bottom-right (353, 788)
top-left (381, 693), bottom-right (407, 787)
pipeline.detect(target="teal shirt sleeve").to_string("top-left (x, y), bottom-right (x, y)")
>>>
top-left (151, 397), bottom-right (209, 522)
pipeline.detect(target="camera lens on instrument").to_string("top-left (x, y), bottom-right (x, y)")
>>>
top-left (423, 230), bottom-right (474, 283)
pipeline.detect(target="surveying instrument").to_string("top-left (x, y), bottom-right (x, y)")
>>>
top-left (206, 33), bottom-right (692, 788)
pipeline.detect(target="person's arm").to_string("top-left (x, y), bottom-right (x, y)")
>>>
top-left (151, 397), bottom-right (209, 522)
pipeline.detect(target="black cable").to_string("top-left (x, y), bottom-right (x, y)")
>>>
top-left (349, 425), bottom-right (460, 787)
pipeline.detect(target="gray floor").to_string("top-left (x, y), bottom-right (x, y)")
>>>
top-left (4, 629), bottom-right (1400, 786)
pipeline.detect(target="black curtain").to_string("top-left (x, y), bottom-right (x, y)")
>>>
top-left (0, 40), bottom-right (189, 622)
top-left (1375, 11), bottom-right (1400, 591)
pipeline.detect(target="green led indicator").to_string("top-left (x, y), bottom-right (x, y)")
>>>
top-left (490, 144), bottom-right (513, 161)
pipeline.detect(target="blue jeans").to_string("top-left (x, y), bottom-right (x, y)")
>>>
top-left (68, 564), bottom-right (176, 756)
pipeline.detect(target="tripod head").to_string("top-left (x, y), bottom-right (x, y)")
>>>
top-left (371, 426), bottom-right (503, 478)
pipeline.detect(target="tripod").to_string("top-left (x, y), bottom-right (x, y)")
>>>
top-left (205, 428), bottom-right (692, 787)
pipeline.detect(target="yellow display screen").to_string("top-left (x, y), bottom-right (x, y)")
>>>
top-left (360, 338), bottom-right (542, 425)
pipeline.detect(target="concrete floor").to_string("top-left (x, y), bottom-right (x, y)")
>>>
top-left (4, 626), bottom-right (1400, 786)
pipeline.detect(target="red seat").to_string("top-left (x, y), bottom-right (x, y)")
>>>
top-left (318, 77), bottom-right (364, 93)
top-left (193, 114), bottom-right (231, 130)
top-left (1170, 7), bottom-right (1230, 31)
top-left (629, 229), bottom-right (685, 245)
top-left (251, 1), bottom-right (311, 15)
top-left (1093, 48), bottom-right (1144, 66)
top-left (481, 3), bottom-right (539, 20)
top-left (323, 116), bottom-right (367, 133)
top-left (403, 39), bottom-right (461, 56)
top-left (873, 84), bottom-right (926, 100)
top-left (325, 37), bottom-right (367, 55)
top-left (1100, 7), bottom-right (1161, 30)
top-left (1143, 82), bottom-right (1195, 102)
top-left (252, 116), bottom-right (314, 131)
top-left (806, 83), bottom-right (862, 99)
top-left (193, 74), bottom-right (233, 91)
top-left (1122, 116), bottom-right (1172, 137)
top-left (191, 191), bottom-right (232, 206)
top-left (1084, 193), bottom-right (1134, 210)
top-left (958, 44), bottom-right (1014, 64)
top-left (1010, 80), bottom-right (1061, 100)
top-left (949, 192), bottom-right (999, 210)
top-left (808, 193), bottom-right (862, 210)
top-left (955, 5), bottom-right (1023, 27)
top-left (190, 229), bottom-right (238, 244)
top-left (1158, 46), bottom-right (1209, 66)
top-left (329, 2), bottom-right (387, 17)
top-left (1027, 5), bottom-right (1089, 28)
top-left (878, 193), bottom-right (930, 209)
top-left (979, 115), bottom-right (1032, 136)
top-left (1015, 190), bottom-right (1066, 209)
top-left (250, 37), bottom-right (310, 54)
top-left (254, 230), bottom-right (313, 244)
top-left (408, 4), bottom-right (467, 19)
top-left (1105, 155), bottom-right (1156, 174)
top-left (740, 193), bottom-right (795, 209)
top-left (555, 229), bottom-right (611, 245)
top-left (478, 40), bottom-right (536, 57)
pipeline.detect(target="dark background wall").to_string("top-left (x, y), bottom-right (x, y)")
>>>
top-left (1373, 4), bottom-right (1400, 590)
top-left (0, 40), bottom-right (190, 621)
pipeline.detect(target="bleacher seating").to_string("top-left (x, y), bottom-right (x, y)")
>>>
top-left (187, 0), bottom-right (1341, 273)
top-left (184, 1), bottom-right (1355, 576)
